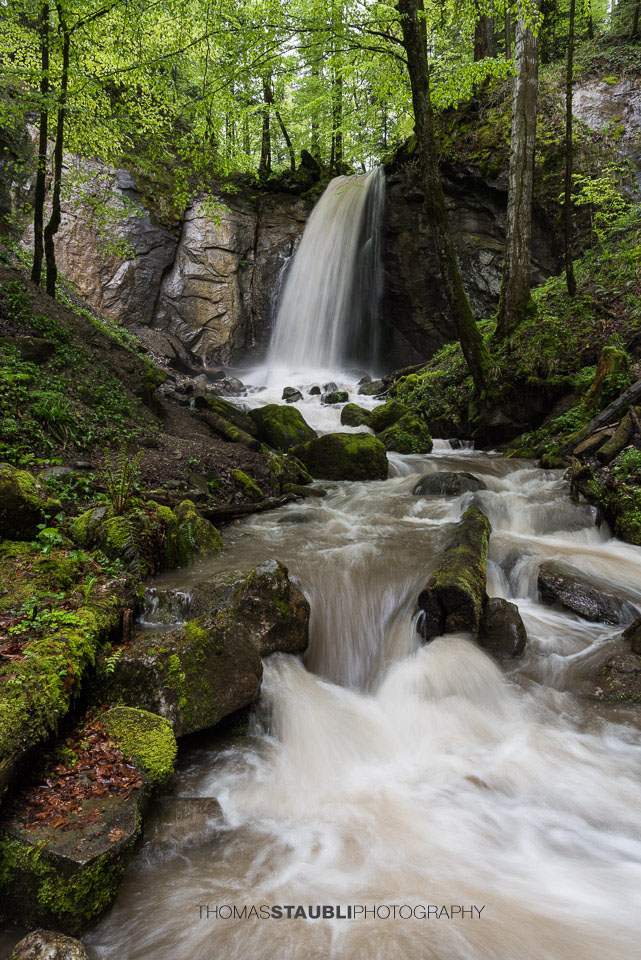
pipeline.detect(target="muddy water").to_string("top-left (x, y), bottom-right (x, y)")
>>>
top-left (84, 383), bottom-right (641, 960)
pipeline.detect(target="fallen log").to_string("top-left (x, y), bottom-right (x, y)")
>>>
top-left (563, 377), bottom-right (641, 454)
top-left (596, 411), bottom-right (634, 464)
top-left (202, 495), bottom-right (295, 525)
top-left (200, 410), bottom-right (261, 450)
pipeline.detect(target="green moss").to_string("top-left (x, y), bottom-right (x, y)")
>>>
top-left (249, 403), bottom-right (316, 451)
top-left (0, 830), bottom-right (135, 935)
top-left (174, 499), bottom-right (223, 565)
top-left (378, 415), bottom-right (433, 454)
top-left (231, 469), bottom-right (265, 502)
top-left (368, 400), bottom-right (407, 433)
top-left (101, 706), bottom-right (177, 786)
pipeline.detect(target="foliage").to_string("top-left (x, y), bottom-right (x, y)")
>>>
top-left (102, 449), bottom-right (143, 516)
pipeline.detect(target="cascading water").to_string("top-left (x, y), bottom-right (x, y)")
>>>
top-left (83, 406), bottom-right (641, 960)
top-left (266, 168), bottom-right (385, 379)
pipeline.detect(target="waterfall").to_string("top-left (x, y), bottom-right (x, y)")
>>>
top-left (267, 167), bottom-right (385, 377)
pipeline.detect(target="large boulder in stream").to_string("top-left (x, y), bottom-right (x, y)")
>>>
top-left (368, 399), bottom-right (406, 433)
top-left (0, 707), bottom-right (177, 935)
top-left (10, 930), bottom-right (89, 960)
top-left (249, 403), bottom-right (317, 451)
top-left (340, 403), bottom-right (371, 427)
top-left (98, 561), bottom-right (309, 736)
top-left (289, 433), bottom-right (388, 481)
top-left (378, 414), bottom-right (433, 454)
top-left (538, 561), bottom-right (639, 624)
top-left (417, 507), bottom-right (491, 641)
top-left (478, 597), bottom-right (527, 660)
top-left (413, 471), bottom-right (486, 497)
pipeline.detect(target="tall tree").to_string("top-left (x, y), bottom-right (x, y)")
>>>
top-left (43, 0), bottom-right (70, 299)
top-left (31, 1), bottom-right (50, 287)
top-left (397, 0), bottom-right (490, 392)
top-left (564, 0), bottom-right (576, 295)
top-left (495, 0), bottom-right (542, 340)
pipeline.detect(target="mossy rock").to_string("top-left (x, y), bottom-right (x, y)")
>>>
top-left (322, 390), bottom-right (348, 404)
top-left (71, 499), bottom-right (221, 576)
top-left (478, 597), bottom-right (527, 660)
top-left (231, 469), bottom-right (265, 503)
top-left (289, 433), bottom-right (388, 481)
top-left (202, 395), bottom-right (258, 436)
top-left (101, 706), bottom-right (177, 787)
top-left (340, 403), bottom-right (371, 427)
top-left (368, 400), bottom-right (406, 433)
top-left (174, 499), bottom-right (223, 562)
top-left (418, 507), bottom-right (491, 640)
top-left (249, 404), bottom-right (317, 451)
top-left (0, 463), bottom-right (60, 541)
top-left (0, 707), bottom-right (175, 936)
top-left (378, 414), bottom-right (433, 454)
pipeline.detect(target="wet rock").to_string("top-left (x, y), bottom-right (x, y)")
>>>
top-left (478, 597), bottom-right (527, 660)
top-left (358, 379), bottom-right (386, 396)
top-left (98, 617), bottom-right (262, 738)
top-left (340, 403), bottom-right (371, 427)
top-left (413, 471), bottom-right (486, 497)
top-left (322, 381), bottom-right (338, 393)
top-left (189, 560), bottom-right (309, 657)
top-left (0, 464), bottom-right (60, 541)
top-left (417, 507), bottom-right (491, 641)
top-left (249, 403), bottom-right (317, 451)
top-left (281, 482), bottom-right (326, 498)
top-left (266, 451), bottom-right (313, 491)
top-left (216, 376), bottom-right (246, 396)
top-left (368, 400), bottom-right (406, 433)
top-left (593, 652), bottom-right (641, 703)
top-left (358, 374), bottom-right (372, 385)
top-left (622, 616), bottom-right (641, 655)
top-left (308, 385), bottom-right (321, 396)
top-left (0, 708), bottom-right (177, 935)
top-left (378, 414), bottom-right (433, 454)
top-left (174, 499), bottom-right (223, 559)
top-left (322, 390), bottom-right (348, 404)
top-left (282, 386), bottom-right (303, 403)
top-left (289, 433), bottom-right (388, 481)
top-left (10, 930), bottom-right (89, 960)
top-left (278, 512), bottom-right (315, 524)
top-left (538, 561), bottom-right (638, 625)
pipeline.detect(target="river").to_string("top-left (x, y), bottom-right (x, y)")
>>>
top-left (84, 376), bottom-right (641, 960)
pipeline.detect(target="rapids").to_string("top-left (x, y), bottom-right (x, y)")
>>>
top-left (84, 377), bottom-right (641, 960)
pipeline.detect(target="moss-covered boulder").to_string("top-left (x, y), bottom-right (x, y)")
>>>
top-left (190, 559), bottom-right (310, 656)
top-left (378, 414), bottom-right (433, 454)
top-left (340, 403), bottom-right (371, 427)
top-left (231, 469), bottom-right (265, 502)
top-left (368, 400), bottom-right (406, 433)
top-left (97, 618), bottom-right (262, 737)
top-left (0, 707), bottom-right (177, 935)
top-left (10, 930), bottom-right (89, 960)
top-left (289, 433), bottom-right (388, 481)
top-left (593, 652), bottom-right (641, 703)
top-left (71, 499), bottom-right (222, 577)
top-left (266, 450), bottom-right (313, 491)
top-left (478, 597), bottom-right (527, 660)
top-left (322, 390), bottom-right (348, 404)
top-left (249, 403), bottom-right (317, 451)
top-left (358, 379), bottom-right (385, 396)
top-left (0, 464), bottom-right (60, 541)
top-left (0, 543), bottom-right (136, 802)
top-left (418, 507), bottom-right (491, 641)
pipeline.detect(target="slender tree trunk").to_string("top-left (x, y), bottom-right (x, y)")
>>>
top-left (495, 0), bottom-right (542, 340)
top-left (43, 4), bottom-right (70, 299)
top-left (331, 62), bottom-right (343, 171)
top-left (397, 0), bottom-right (489, 393)
top-left (585, 0), bottom-right (594, 39)
top-left (564, 0), bottom-right (576, 296)
top-left (474, 4), bottom-right (496, 61)
top-left (632, 1), bottom-right (640, 37)
top-left (505, 9), bottom-right (512, 59)
top-left (31, 1), bottom-right (50, 287)
top-left (263, 81), bottom-right (296, 172)
top-left (259, 75), bottom-right (271, 176)
top-left (310, 57), bottom-right (321, 159)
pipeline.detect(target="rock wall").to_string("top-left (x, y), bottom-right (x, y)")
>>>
top-left (381, 160), bottom-right (561, 363)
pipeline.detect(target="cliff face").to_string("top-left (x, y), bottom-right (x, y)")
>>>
top-left (381, 160), bottom-right (561, 363)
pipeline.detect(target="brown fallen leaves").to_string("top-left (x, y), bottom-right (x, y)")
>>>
top-left (7, 709), bottom-right (143, 836)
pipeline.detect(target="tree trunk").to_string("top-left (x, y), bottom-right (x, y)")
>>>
top-left (43, 4), bottom-right (70, 299)
top-left (259, 75), bottom-right (271, 176)
top-left (495, 0), bottom-right (542, 340)
top-left (397, 0), bottom-right (489, 393)
top-left (31, 1), bottom-right (50, 287)
top-left (564, 0), bottom-right (577, 296)
top-left (585, 0), bottom-right (594, 40)
top-left (263, 81), bottom-right (296, 172)
top-left (474, 4), bottom-right (496, 61)
top-left (505, 9), bottom-right (512, 59)
top-left (310, 57), bottom-right (321, 159)
top-left (331, 61), bottom-right (343, 171)
top-left (633, 1), bottom-right (640, 37)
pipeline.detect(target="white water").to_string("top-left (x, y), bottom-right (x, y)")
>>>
top-left (266, 169), bottom-right (385, 383)
top-left (85, 391), bottom-right (641, 960)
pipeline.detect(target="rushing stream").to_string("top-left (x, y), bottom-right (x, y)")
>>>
top-left (84, 376), bottom-right (641, 960)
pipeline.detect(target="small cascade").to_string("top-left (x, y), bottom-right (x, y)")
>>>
top-left (138, 586), bottom-right (192, 629)
top-left (267, 167), bottom-right (385, 377)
